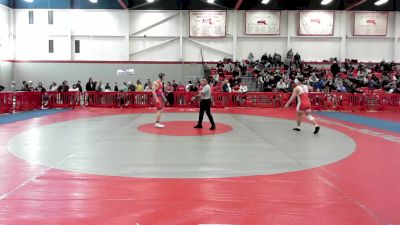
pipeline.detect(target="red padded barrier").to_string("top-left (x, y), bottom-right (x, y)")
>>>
top-left (1, 91), bottom-right (399, 114)
top-left (46, 91), bottom-right (81, 109)
top-left (0, 92), bottom-right (14, 114)
top-left (14, 92), bottom-right (42, 112)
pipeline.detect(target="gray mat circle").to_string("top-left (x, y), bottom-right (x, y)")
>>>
top-left (7, 113), bottom-right (356, 178)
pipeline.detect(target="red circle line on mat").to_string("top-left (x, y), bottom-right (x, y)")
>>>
top-left (137, 121), bottom-right (233, 136)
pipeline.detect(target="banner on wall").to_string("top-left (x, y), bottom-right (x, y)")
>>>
top-left (354, 12), bottom-right (388, 36)
top-left (299, 11), bottom-right (334, 36)
top-left (189, 11), bottom-right (226, 37)
top-left (117, 69), bottom-right (134, 76)
top-left (245, 11), bottom-right (280, 35)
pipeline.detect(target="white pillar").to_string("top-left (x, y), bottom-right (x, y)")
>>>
top-left (9, 7), bottom-right (15, 60)
top-left (394, 12), bottom-right (399, 62)
top-left (286, 11), bottom-right (291, 53)
top-left (179, 10), bottom-right (183, 61)
top-left (124, 10), bottom-right (130, 61)
top-left (232, 11), bottom-right (238, 61)
top-left (339, 11), bottom-right (347, 62)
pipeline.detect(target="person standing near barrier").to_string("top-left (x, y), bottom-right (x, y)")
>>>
top-left (284, 77), bottom-right (320, 134)
top-left (152, 73), bottom-right (167, 128)
top-left (193, 78), bottom-right (216, 130)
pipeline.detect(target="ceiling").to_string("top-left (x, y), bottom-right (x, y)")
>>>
top-left (4, 0), bottom-right (400, 10)
top-left (129, 0), bottom-right (400, 11)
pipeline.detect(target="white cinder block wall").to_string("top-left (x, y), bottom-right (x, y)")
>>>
top-left (0, 6), bottom-right (399, 90)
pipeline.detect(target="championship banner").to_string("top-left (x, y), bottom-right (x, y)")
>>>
top-left (354, 12), bottom-right (388, 36)
top-left (299, 11), bottom-right (334, 36)
top-left (245, 11), bottom-right (280, 35)
top-left (189, 11), bottom-right (226, 37)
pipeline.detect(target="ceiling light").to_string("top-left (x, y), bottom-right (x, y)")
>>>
top-left (321, 0), bottom-right (333, 5)
top-left (89, 0), bottom-right (97, 3)
top-left (261, 0), bottom-right (270, 4)
top-left (374, 0), bottom-right (388, 5)
top-left (207, 0), bottom-right (215, 3)
top-left (24, 0), bottom-right (34, 2)
top-left (147, 0), bottom-right (154, 2)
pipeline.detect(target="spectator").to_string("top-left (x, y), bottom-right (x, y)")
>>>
top-left (144, 81), bottom-right (152, 92)
top-left (86, 77), bottom-right (96, 91)
top-left (222, 80), bottom-right (230, 92)
top-left (127, 81), bottom-right (136, 91)
top-left (185, 81), bottom-right (193, 92)
top-left (120, 82), bottom-right (129, 92)
top-left (273, 52), bottom-right (282, 67)
top-left (76, 80), bottom-right (83, 92)
top-left (172, 80), bottom-right (178, 91)
top-left (330, 59), bottom-right (340, 77)
top-left (313, 77), bottom-right (325, 92)
top-left (144, 79), bottom-right (151, 90)
top-left (294, 52), bottom-right (301, 67)
top-left (11, 81), bottom-right (16, 92)
top-left (114, 82), bottom-right (119, 91)
top-left (276, 79), bottom-right (288, 92)
top-left (217, 66), bottom-right (224, 79)
top-left (165, 81), bottom-right (174, 106)
top-left (238, 82), bottom-right (248, 93)
top-left (261, 53), bottom-right (268, 64)
top-left (58, 80), bottom-right (69, 92)
top-left (213, 72), bottom-right (219, 83)
top-left (35, 82), bottom-right (46, 93)
top-left (136, 80), bottom-right (144, 92)
top-left (105, 82), bottom-right (111, 91)
top-left (176, 83), bottom-right (185, 92)
top-left (247, 53), bottom-right (254, 63)
top-left (190, 81), bottom-right (199, 92)
top-left (308, 73), bottom-right (318, 86)
top-left (235, 81), bottom-right (248, 105)
top-left (96, 81), bottom-right (104, 92)
top-left (69, 84), bottom-right (80, 92)
top-left (49, 82), bottom-right (58, 91)
top-left (21, 81), bottom-right (26, 91)
top-left (216, 60), bottom-right (224, 69)
top-left (24, 81), bottom-right (34, 91)
top-left (286, 49), bottom-right (293, 61)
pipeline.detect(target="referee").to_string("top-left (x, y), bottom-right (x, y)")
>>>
top-left (193, 78), bottom-right (216, 130)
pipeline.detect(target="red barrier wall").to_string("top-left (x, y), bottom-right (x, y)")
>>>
top-left (0, 91), bottom-right (399, 113)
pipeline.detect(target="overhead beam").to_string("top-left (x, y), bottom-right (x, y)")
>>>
top-left (116, 0), bottom-right (128, 9)
top-left (345, 0), bottom-right (368, 10)
top-left (130, 12), bottom-right (179, 36)
top-left (131, 0), bottom-right (160, 9)
top-left (130, 38), bottom-right (179, 55)
top-left (184, 37), bottom-right (233, 56)
top-left (235, 0), bottom-right (244, 10)
top-left (202, 0), bottom-right (231, 10)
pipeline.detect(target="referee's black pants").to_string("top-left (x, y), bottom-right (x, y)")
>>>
top-left (198, 99), bottom-right (215, 126)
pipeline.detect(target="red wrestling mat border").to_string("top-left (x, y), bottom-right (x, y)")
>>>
top-left (0, 108), bottom-right (399, 225)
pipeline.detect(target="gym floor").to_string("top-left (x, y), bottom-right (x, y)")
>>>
top-left (0, 107), bottom-right (399, 225)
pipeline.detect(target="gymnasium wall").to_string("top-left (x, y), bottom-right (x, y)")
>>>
top-left (0, 61), bottom-right (12, 89)
top-left (11, 62), bottom-right (204, 91)
top-left (10, 10), bottom-right (400, 62)
top-left (1, 7), bottom-right (399, 88)
top-left (0, 5), bottom-right (13, 89)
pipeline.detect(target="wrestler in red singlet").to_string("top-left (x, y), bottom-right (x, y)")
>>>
top-left (152, 73), bottom-right (167, 128)
top-left (285, 77), bottom-right (320, 134)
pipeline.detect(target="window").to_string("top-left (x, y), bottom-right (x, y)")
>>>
top-left (75, 40), bottom-right (80, 53)
top-left (49, 40), bottom-right (54, 53)
top-left (28, 11), bottom-right (34, 24)
top-left (48, 11), bottom-right (53, 25)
